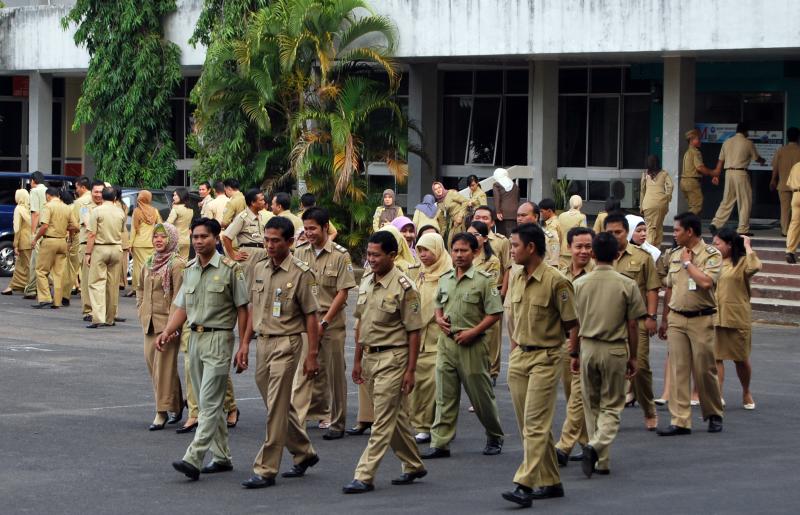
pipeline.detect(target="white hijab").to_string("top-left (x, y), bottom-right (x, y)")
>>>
top-left (493, 168), bottom-right (514, 192)
top-left (625, 214), bottom-right (661, 262)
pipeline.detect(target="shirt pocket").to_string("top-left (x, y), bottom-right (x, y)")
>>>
top-left (623, 263), bottom-right (641, 279)
top-left (377, 298), bottom-right (399, 323)
top-left (528, 294), bottom-right (551, 320)
top-left (322, 267), bottom-right (339, 287)
top-left (462, 291), bottom-right (481, 304)
top-left (207, 283), bottom-right (227, 306)
top-left (185, 286), bottom-right (196, 307)
top-left (251, 281), bottom-right (264, 306)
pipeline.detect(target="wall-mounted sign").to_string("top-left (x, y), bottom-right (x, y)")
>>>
top-left (12, 76), bottom-right (29, 97)
top-left (696, 123), bottom-right (783, 171)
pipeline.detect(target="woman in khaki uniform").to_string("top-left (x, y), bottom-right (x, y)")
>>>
top-left (372, 189), bottom-right (404, 232)
top-left (639, 155), bottom-right (674, 248)
top-left (712, 229), bottom-right (761, 410)
top-left (136, 223), bottom-right (186, 430)
top-left (432, 181), bottom-right (468, 247)
top-left (468, 221), bottom-right (502, 280)
top-left (166, 188), bottom-right (193, 259)
top-left (2, 189), bottom-right (32, 295)
top-left (411, 232), bottom-right (453, 443)
top-left (466, 175), bottom-right (488, 221)
top-left (412, 194), bottom-right (439, 232)
top-left (130, 190), bottom-right (162, 297)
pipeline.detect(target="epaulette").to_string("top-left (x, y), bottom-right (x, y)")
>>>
top-left (667, 247), bottom-right (682, 259)
top-left (295, 241), bottom-right (311, 249)
top-left (333, 242), bottom-right (347, 253)
top-left (292, 256), bottom-right (311, 271)
top-left (478, 270), bottom-right (493, 278)
top-left (187, 257), bottom-right (198, 267)
top-left (706, 245), bottom-right (720, 255)
top-left (221, 256), bottom-right (236, 268)
top-left (398, 275), bottom-right (412, 291)
top-left (544, 229), bottom-right (554, 238)
top-left (407, 263), bottom-right (421, 269)
top-left (493, 232), bottom-right (507, 240)
top-left (237, 210), bottom-right (248, 219)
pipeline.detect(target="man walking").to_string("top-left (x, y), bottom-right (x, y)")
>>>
top-left (85, 187), bottom-right (126, 328)
top-left (771, 127), bottom-right (800, 236)
top-left (31, 188), bottom-right (78, 309)
top-left (23, 171), bottom-right (48, 299)
top-left (571, 232), bottom-right (646, 477)
top-left (681, 129), bottom-right (718, 215)
top-left (221, 188), bottom-right (271, 288)
top-left (422, 232), bottom-right (504, 459)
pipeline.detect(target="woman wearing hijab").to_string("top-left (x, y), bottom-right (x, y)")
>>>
top-left (625, 214), bottom-right (662, 263)
top-left (130, 190), bottom-right (163, 298)
top-left (136, 223), bottom-right (185, 430)
top-left (391, 216), bottom-right (418, 263)
top-left (713, 229), bottom-right (761, 410)
top-left (466, 175), bottom-right (488, 221)
top-left (432, 181), bottom-right (468, 248)
top-left (166, 187), bottom-right (194, 259)
top-left (2, 190), bottom-right (32, 295)
top-left (491, 168), bottom-right (520, 236)
top-left (412, 194), bottom-right (439, 233)
top-left (372, 189), bottom-right (404, 232)
top-left (639, 155), bottom-right (674, 248)
top-left (411, 232), bottom-right (453, 443)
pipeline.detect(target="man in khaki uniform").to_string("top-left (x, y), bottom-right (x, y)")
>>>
top-left (473, 205), bottom-right (510, 381)
top-left (236, 216), bottom-right (321, 489)
top-left (604, 213), bottom-right (661, 430)
top-left (343, 231), bottom-right (426, 493)
top-left (63, 177), bottom-right (91, 298)
top-left (421, 232), bottom-right (504, 459)
top-left (515, 201), bottom-right (560, 268)
top-left (24, 172), bottom-right (48, 299)
top-left (785, 162), bottom-right (800, 263)
top-left (271, 192), bottom-right (303, 233)
top-left (85, 187), bottom-right (126, 328)
top-left (771, 127), bottom-right (800, 235)
top-left (202, 181), bottom-right (229, 223)
top-left (502, 223), bottom-right (577, 508)
top-left (76, 180), bottom-right (104, 319)
top-left (555, 227), bottom-right (594, 467)
top-left (31, 188), bottom-right (78, 308)
top-left (571, 232), bottom-right (647, 477)
top-left (293, 207), bottom-right (356, 440)
top-left (221, 179), bottom-right (245, 229)
top-left (710, 123), bottom-right (766, 235)
top-left (157, 217), bottom-right (250, 481)
top-left (539, 198), bottom-right (565, 266)
top-left (297, 193), bottom-right (338, 241)
top-left (221, 188), bottom-right (271, 288)
top-left (658, 212), bottom-right (724, 435)
top-left (681, 129), bottom-right (718, 215)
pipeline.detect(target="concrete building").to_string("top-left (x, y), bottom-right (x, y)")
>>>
top-left (3, 0), bottom-right (800, 222)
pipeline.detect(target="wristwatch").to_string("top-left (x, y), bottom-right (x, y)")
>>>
top-left (320, 319), bottom-right (330, 329)
top-left (682, 260), bottom-right (691, 269)
top-left (647, 313), bottom-right (657, 321)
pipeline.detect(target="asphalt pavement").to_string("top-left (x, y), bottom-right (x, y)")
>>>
top-left (1, 278), bottom-right (799, 514)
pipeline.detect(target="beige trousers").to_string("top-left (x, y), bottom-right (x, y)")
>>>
top-left (9, 248), bottom-right (31, 291)
top-left (87, 244), bottom-right (121, 324)
top-left (556, 344), bottom-right (588, 454)
top-left (778, 189), bottom-right (793, 235)
top-left (711, 170), bottom-right (752, 233)
top-left (786, 192), bottom-right (800, 253)
top-left (680, 178), bottom-right (703, 216)
top-left (144, 332), bottom-right (183, 413)
top-left (36, 237), bottom-right (67, 305)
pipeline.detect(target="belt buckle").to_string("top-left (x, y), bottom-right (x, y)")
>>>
top-left (196, 325), bottom-right (205, 333)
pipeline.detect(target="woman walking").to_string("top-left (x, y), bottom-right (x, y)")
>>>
top-left (166, 188), bottom-right (193, 260)
top-left (432, 181), bottom-right (468, 247)
top-left (136, 222), bottom-right (186, 430)
top-left (712, 229), bottom-right (761, 410)
top-left (639, 155), bottom-right (674, 248)
top-left (491, 168), bottom-right (519, 236)
top-left (2, 189), bottom-right (32, 295)
top-left (130, 190), bottom-right (162, 298)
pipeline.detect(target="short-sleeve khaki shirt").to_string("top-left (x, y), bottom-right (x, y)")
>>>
top-left (277, 211), bottom-right (304, 233)
top-left (222, 191), bottom-right (246, 227)
top-left (41, 198), bottom-right (76, 238)
top-left (719, 133), bottom-right (761, 170)
top-left (294, 240), bottom-right (356, 320)
top-left (435, 267), bottom-right (503, 335)
top-left (250, 254), bottom-right (319, 336)
top-left (574, 266), bottom-right (647, 342)
top-left (223, 208), bottom-right (265, 246)
top-left (665, 240), bottom-right (722, 312)
top-left (772, 142), bottom-right (800, 191)
top-left (488, 232), bottom-right (511, 271)
top-left (29, 184), bottom-right (47, 215)
top-left (682, 146), bottom-right (705, 179)
top-left (88, 201), bottom-right (126, 245)
top-left (508, 261), bottom-right (577, 347)
top-left (544, 227), bottom-right (561, 267)
top-left (558, 259), bottom-right (595, 282)
top-left (73, 191), bottom-right (95, 243)
top-left (174, 252), bottom-right (249, 328)
top-left (355, 266), bottom-right (423, 348)
top-left (613, 243), bottom-right (661, 301)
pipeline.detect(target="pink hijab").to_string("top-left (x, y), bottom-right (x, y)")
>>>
top-left (391, 216), bottom-right (416, 255)
top-left (147, 222), bottom-right (180, 297)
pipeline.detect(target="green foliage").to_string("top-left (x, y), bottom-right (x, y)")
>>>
top-left (63, 0), bottom-right (181, 188)
top-left (552, 177), bottom-right (573, 211)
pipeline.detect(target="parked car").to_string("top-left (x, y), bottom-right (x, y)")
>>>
top-left (0, 172), bottom-right (78, 277)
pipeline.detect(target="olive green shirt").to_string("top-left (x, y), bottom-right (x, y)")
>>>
top-left (435, 266), bottom-right (504, 335)
top-left (574, 265), bottom-right (647, 342)
top-left (174, 252), bottom-right (249, 329)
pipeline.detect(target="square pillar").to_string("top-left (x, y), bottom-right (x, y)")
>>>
top-left (662, 57), bottom-right (695, 220)
top-left (529, 61), bottom-right (559, 202)
top-left (406, 63), bottom-right (439, 208)
top-left (28, 72), bottom-right (53, 173)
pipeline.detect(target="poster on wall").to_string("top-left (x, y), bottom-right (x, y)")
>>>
top-left (696, 123), bottom-right (782, 171)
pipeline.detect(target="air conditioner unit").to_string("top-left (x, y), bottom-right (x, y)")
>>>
top-left (608, 178), bottom-right (637, 209)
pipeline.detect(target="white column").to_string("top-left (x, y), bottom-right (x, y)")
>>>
top-left (529, 61), bottom-right (559, 202)
top-left (28, 71), bottom-right (53, 173)
top-left (662, 57), bottom-right (695, 219)
top-left (406, 63), bottom-right (439, 208)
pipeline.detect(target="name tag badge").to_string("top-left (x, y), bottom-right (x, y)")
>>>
top-left (272, 301), bottom-right (282, 317)
top-left (688, 278), bottom-right (697, 291)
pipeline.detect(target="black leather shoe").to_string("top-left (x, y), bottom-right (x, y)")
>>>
top-left (595, 468), bottom-right (610, 475)
top-left (343, 479), bottom-right (374, 494)
top-left (23, 294), bottom-right (36, 300)
top-left (61, 298), bottom-right (70, 306)
top-left (421, 447), bottom-right (450, 459)
top-left (556, 448), bottom-right (569, 467)
top-left (530, 483), bottom-right (565, 499)
top-left (657, 425), bottom-right (691, 436)
top-left (114, 317), bottom-right (126, 323)
top-left (201, 461), bottom-right (233, 474)
top-left (176, 421), bottom-right (198, 434)
top-left (483, 438), bottom-right (503, 455)
top-left (241, 475), bottom-right (275, 489)
top-left (82, 314), bottom-right (92, 322)
top-left (569, 448), bottom-right (585, 462)
top-left (172, 460), bottom-right (200, 481)
top-left (281, 454), bottom-right (319, 478)
top-left (149, 421), bottom-right (166, 431)
top-left (787, 253), bottom-right (797, 264)
top-left (391, 469), bottom-right (427, 485)
top-left (323, 429), bottom-right (344, 440)
top-left (31, 302), bottom-right (52, 309)
top-left (50, 304), bottom-right (60, 309)
top-left (167, 410), bottom-right (182, 425)
top-left (86, 323), bottom-right (102, 329)
top-left (502, 484), bottom-right (534, 507)
top-left (708, 415), bottom-right (723, 433)
top-left (582, 445), bottom-right (598, 478)
top-left (345, 423), bottom-right (372, 436)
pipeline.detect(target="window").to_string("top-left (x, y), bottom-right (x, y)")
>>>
top-left (557, 67), bottom-right (652, 169)
top-left (442, 70), bottom-right (529, 167)
top-left (170, 77), bottom-right (198, 160)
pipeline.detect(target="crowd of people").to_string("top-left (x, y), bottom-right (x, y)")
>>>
top-left (0, 144), bottom-right (779, 505)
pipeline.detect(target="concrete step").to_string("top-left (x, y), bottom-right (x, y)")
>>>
top-left (662, 232), bottom-right (789, 249)
top-left (752, 273), bottom-right (800, 288)
top-left (753, 284), bottom-right (800, 301)
top-left (759, 259), bottom-right (800, 275)
top-left (751, 297), bottom-right (800, 315)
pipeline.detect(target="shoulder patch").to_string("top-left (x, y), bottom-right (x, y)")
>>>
top-left (479, 270), bottom-right (493, 278)
top-left (221, 257), bottom-right (236, 268)
top-left (544, 229), bottom-right (553, 238)
top-left (706, 245), bottom-right (720, 255)
top-left (292, 256), bottom-right (311, 271)
top-left (333, 242), bottom-right (347, 253)
top-left (407, 263), bottom-right (421, 270)
top-left (398, 275), bottom-right (412, 291)
top-left (238, 211), bottom-right (248, 219)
